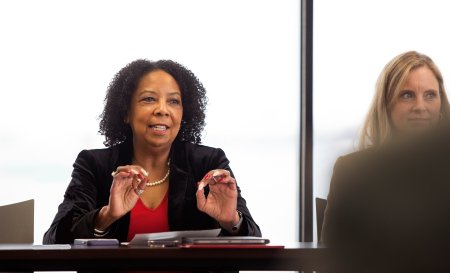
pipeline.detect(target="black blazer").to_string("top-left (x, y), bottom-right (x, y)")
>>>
top-left (320, 123), bottom-right (450, 272)
top-left (43, 140), bottom-right (261, 244)
top-left (320, 148), bottom-right (376, 244)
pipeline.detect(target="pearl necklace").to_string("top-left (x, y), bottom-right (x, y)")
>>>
top-left (146, 168), bottom-right (170, 187)
top-left (145, 160), bottom-right (170, 187)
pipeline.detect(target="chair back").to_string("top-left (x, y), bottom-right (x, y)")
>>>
top-left (315, 197), bottom-right (327, 242)
top-left (0, 199), bottom-right (34, 244)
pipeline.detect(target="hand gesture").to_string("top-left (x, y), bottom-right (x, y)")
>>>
top-left (196, 169), bottom-right (239, 228)
top-left (95, 165), bottom-right (148, 229)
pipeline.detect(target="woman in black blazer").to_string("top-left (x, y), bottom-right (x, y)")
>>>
top-left (43, 60), bottom-right (260, 244)
top-left (322, 51), bottom-right (450, 244)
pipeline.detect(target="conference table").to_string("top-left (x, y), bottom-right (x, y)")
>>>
top-left (0, 242), bottom-right (328, 272)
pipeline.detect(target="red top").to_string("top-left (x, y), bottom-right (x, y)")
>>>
top-left (127, 191), bottom-right (170, 242)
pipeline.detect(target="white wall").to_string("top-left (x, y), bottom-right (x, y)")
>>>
top-left (314, 0), bottom-right (450, 240)
top-left (0, 0), bottom-right (300, 247)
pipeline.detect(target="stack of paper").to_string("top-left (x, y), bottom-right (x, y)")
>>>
top-left (129, 228), bottom-right (221, 246)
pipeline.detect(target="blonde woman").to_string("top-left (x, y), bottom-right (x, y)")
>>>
top-left (322, 51), bottom-right (450, 243)
top-left (359, 51), bottom-right (450, 149)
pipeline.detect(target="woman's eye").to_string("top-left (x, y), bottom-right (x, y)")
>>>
top-left (169, 99), bottom-right (181, 105)
top-left (400, 91), bottom-right (414, 100)
top-left (425, 92), bottom-right (438, 100)
top-left (142, 97), bottom-right (156, 102)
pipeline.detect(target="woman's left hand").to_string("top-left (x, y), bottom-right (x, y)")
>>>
top-left (196, 169), bottom-right (240, 229)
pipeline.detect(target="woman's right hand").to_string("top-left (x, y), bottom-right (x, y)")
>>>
top-left (95, 165), bottom-right (148, 230)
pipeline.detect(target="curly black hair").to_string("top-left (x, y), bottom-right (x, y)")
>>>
top-left (99, 59), bottom-right (208, 147)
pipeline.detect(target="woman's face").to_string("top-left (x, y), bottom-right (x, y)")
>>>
top-left (390, 66), bottom-right (441, 133)
top-left (127, 70), bottom-right (183, 150)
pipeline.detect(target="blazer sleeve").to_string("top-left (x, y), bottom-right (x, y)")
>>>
top-left (321, 156), bottom-right (346, 244)
top-left (208, 148), bottom-right (262, 237)
top-left (43, 150), bottom-right (114, 244)
top-left (321, 151), bottom-right (372, 245)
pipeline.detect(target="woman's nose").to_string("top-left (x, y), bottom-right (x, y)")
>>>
top-left (154, 101), bottom-right (169, 116)
top-left (412, 98), bottom-right (426, 112)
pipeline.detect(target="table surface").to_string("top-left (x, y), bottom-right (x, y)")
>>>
top-left (0, 242), bottom-right (328, 272)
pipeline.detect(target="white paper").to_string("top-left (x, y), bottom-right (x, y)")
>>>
top-left (32, 244), bottom-right (72, 249)
top-left (129, 228), bottom-right (221, 246)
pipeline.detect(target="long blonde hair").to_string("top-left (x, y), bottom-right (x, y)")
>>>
top-left (358, 51), bottom-right (450, 150)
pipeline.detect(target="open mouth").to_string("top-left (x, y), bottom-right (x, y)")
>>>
top-left (149, 125), bottom-right (169, 131)
top-left (148, 124), bottom-right (170, 135)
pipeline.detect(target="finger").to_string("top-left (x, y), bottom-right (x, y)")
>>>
top-left (210, 174), bottom-right (237, 192)
top-left (215, 176), bottom-right (236, 185)
top-left (112, 170), bottom-right (133, 179)
top-left (197, 180), bottom-right (208, 191)
top-left (211, 170), bottom-right (234, 184)
top-left (136, 176), bottom-right (147, 191)
top-left (198, 171), bottom-right (215, 190)
top-left (212, 178), bottom-right (237, 192)
top-left (110, 171), bottom-right (134, 195)
top-left (113, 165), bottom-right (148, 178)
top-left (196, 184), bottom-right (207, 210)
top-left (132, 176), bottom-right (146, 196)
top-left (212, 169), bottom-right (229, 178)
top-left (112, 169), bottom-right (138, 178)
top-left (111, 169), bottom-right (128, 178)
top-left (198, 170), bottom-right (233, 189)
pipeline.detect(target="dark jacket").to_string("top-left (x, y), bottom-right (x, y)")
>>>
top-left (43, 140), bottom-right (261, 244)
top-left (321, 124), bottom-right (450, 272)
top-left (321, 148), bottom-right (378, 245)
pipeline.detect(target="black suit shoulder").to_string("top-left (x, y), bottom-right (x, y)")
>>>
top-left (322, 147), bottom-right (383, 244)
top-left (171, 141), bottom-right (232, 180)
